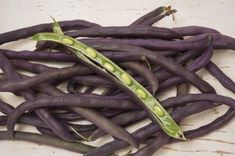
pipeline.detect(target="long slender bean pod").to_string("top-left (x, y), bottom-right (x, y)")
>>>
top-left (170, 108), bottom-right (235, 143)
top-left (130, 132), bottom-right (170, 156)
top-left (159, 44), bottom-right (213, 90)
top-left (81, 34), bottom-right (210, 51)
top-left (140, 8), bottom-right (176, 26)
top-left (88, 110), bottom-right (147, 141)
top-left (66, 26), bottom-right (183, 40)
top-left (161, 93), bottom-right (235, 109)
top-left (0, 131), bottom-right (95, 154)
top-left (0, 52), bottom-right (74, 141)
top-left (33, 26), bottom-right (185, 140)
top-left (33, 81), bottom-right (139, 147)
top-left (206, 61), bottom-right (235, 93)
top-left (0, 20), bottom-right (98, 45)
top-left (154, 48), bottom-right (203, 81)
top-left (130, 6), bottom-right (168, 25)
top-left (172, 26), bottom-right (220, 36)
top-left (2, 49), bottom-right (147, 62)
top-left (0, 65), bottom-right (93, 92)
top-left (85, 101), bottom-right (214, 156)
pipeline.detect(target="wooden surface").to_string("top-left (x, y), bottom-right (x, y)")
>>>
top-left (0, 0), bottom-right (235, 155)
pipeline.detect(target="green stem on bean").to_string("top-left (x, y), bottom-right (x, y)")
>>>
top-left (32, 21), bottom-right (185, 140)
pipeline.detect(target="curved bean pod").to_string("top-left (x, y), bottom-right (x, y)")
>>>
top-left (85, 101), bottom-right (214, 156)
top-left (2, 49), bottom-right (147, 62)
top-left (161, 93), bottom-right (235, 109)
top-left (88, 110), bottom-right (147, 141)
top-left (159, 43), bottom-right (213, 90)
top-left (0, 65), bottom-right (93, 92)
top-left (0, 131), bottom-right (95, 154)
top-left (206, 61), bottom-right (235, 93)
top-left (130, 132), bottom-right (169, 156)
top-left (140, 8), bottom-right (176, 26)
top-left (82, 34), bottom-right (210, 51)
top-left (172, 26), bottom-right (220, 36)
top-left (0, 20), bottom-right (99, 45)
top-left (66, 26), bottom-right (183, 40)
top-left (33, 32), bottom-right (185, 140)
top-left (0, 52), bottom-right (74, 141)
top-left (34, 82), bottom-right (139, 147)
top-left (130, 6), bottom-right (168, 25)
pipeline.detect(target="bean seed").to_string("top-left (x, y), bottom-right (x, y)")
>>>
top-left (104, 63), bottom-right (115, 72)
top-left (136, 89), bottom-right (147, 99)
top-left (85, 47), bottom-right (97, 58)
top-left (62, 38), bottom-right (74, 45)
top-left (153, 106), bottom-right (164, 116)
top-left (120, 74), bottom-right (132, 85)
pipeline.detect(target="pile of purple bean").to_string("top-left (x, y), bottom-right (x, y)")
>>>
top-left (0, 6), bottom-right (234, 156)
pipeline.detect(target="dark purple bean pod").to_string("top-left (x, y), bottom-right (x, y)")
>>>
top-left (146, 52), bottom-right (214, 93)
top-left (130, 6), bottom-right (168, 25)
top-left (3, 49), bottom-right (147, 63)
top-left (70, 75), bottom-right (113, 87)
top-left (0, 65), bottom-right (93, 92)
top-left (130, 132), bottom-right (170, 156)
top-left (171, 108), bottom-right (235, 143)
top-left (140, 8), bottom-right (176, 26)
top-left (184, 108), bottom-right (235, 139)
top-left (84, 101), bottom-right (214, 156)
top-left (0, 116), bottom-right (7, 125)
top-left (0, 100), bottom-right (14, 115)
top-left (161, 93), bottom-right (235, 109)
top-left (0, 20), bottom-right (99, 45)
top-left (53, 111), bottom-right (83, 121)
top-left (0, 96), bottom-right (62, 129)
top-left (72, 107), bottom-right (139, 147)
top-left (172, 26), bottom-right (220, 36)
top-left (36, 85), bottom-right (139, 148)
top-left (206, 61), bottom-right (235, 93)
top-left (3, 49), bottom-right (78, 62)
top-left (140, 108), bottom-right (235, 155)
top-left (34, 82), bottom-right (139, 147)
top-left (154, 48), bottom-right (203, 81)
top-left (0, 131), bottom-right (96, 154)
top-left (88, 110), bottom-right (147, 141)
top-left (79, 41), bottom-right (215, 93)
top-left (120, 61), bottom-right (159, 95)
top-left (5, 95), bottom-right (137, 113)
top-left (81, 34), bottom-right (210, 51)
top-left (176, 83), bottom-right (189, 97)
top-left (212, 34), bottom-right (235, 50)
top-left (0, 52), bottom-right (75, 141)
top-left (66, 26), bottom-right (183, 40)
top-left (159, 43), bottom-right (213, 90)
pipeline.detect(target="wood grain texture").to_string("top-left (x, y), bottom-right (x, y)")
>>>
top-left (0, 0), bottom-right (234, 156)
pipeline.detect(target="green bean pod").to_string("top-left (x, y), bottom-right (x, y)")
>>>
top-left (32, 23), bottom-right (185, 140)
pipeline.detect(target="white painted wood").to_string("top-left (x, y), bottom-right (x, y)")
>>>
top-left (0, 0), bottom-right (234, 155)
